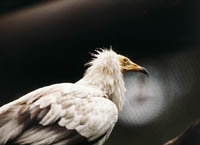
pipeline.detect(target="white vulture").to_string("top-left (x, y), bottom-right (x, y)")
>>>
top-left (0, 49), bottom-right (148, 145)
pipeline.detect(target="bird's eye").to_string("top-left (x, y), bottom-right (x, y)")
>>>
top-left (123, 58), bottom-right (128, 63)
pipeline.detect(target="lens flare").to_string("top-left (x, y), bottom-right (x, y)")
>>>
top-left (120, 70), bottom-right (165, 126)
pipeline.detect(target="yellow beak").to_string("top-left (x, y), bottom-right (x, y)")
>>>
top-left (122, 61), bottom-right (149, 77)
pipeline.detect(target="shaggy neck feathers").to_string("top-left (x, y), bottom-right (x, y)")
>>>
top-left (79, 49), bottom-right (126, 111)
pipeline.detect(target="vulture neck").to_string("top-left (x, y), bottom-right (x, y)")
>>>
top-left (78, 63), bottom-right (126, 112)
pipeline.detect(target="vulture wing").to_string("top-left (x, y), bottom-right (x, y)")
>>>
top-left (0, 83), bottom-right (118, 145)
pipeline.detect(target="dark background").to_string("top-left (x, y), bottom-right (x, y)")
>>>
top-left (0, 0), bottom-right (199, 145)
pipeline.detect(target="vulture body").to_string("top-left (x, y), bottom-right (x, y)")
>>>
top-left (0, 49), bottom-right (148, 145)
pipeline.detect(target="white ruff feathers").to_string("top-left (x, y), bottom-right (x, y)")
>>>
top-left (79, 49), bottom-right (126, 111)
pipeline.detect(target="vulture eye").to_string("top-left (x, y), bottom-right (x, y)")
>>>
top-left (123, 58), bottom-right (128, 63)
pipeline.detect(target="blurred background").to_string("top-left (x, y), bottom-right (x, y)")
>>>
top-left (0, 0), bottom-right (199, 145)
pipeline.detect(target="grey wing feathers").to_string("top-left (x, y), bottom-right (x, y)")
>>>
top-left (6, 124), bottom-right (103, 145)
top-left (0, 83), bottom-right (74, 145)
top-left (15, 124), bottom-right (98, 145)
top-left (0, 83), bottom-right (118, 145)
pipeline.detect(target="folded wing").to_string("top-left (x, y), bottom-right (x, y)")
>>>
top-left (0, 83), bottom-right (118, 145)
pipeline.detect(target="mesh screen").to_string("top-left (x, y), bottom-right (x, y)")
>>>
top-left (106, 48), bottom-right (200, 145)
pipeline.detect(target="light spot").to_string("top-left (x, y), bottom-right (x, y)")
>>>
top-left (120, 69), bottom-right (166, 126)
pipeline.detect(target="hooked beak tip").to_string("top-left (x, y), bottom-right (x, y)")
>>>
top-left (140, 67), bottom-right (149, 77)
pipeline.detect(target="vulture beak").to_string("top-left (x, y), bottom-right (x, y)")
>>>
top-left (121, 61), bottom-right (149, 77)
top-left (119, 55), bottom-right (149, 77)
top-left (128, 62), bottom-right (149, 77)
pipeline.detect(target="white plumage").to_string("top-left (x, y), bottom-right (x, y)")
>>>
top-left (0, 49), bottom-right (148, 145)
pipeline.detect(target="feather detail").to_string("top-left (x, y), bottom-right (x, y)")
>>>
top-left (78, 49), bottom-right (126, 111)
top-left (0, 49), bottom-right (127, 145)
